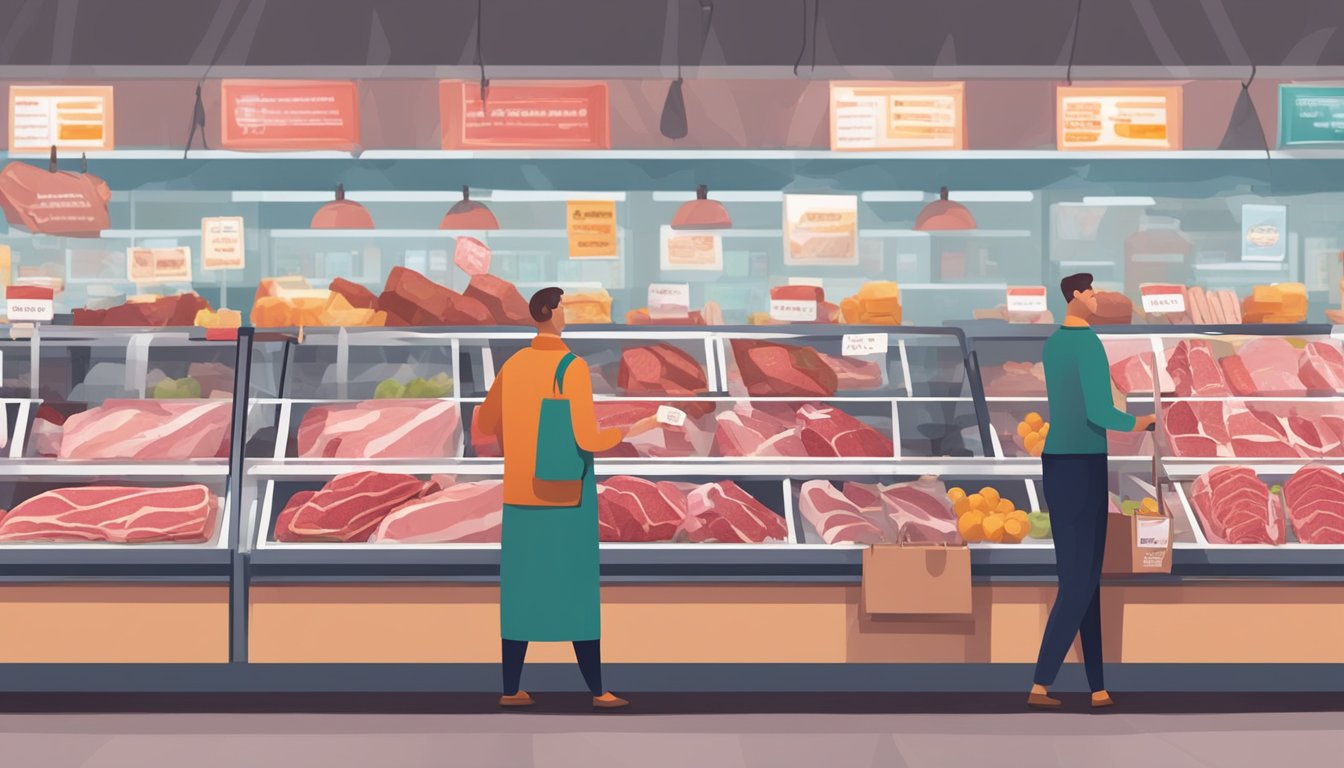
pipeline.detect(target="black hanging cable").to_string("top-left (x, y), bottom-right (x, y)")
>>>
top-left (1243, 64), bottom-right (1271, 162)
top-left (183, 6), bottom-right (248, 158)
top-left (810, 0), bottom-right (820, 72)
top-left (792, 0), bottom-right (808, 77)
top-left (1065, 0), bottom-right (1084, 85)
top-left (476, 0), bottom-right (489, 106)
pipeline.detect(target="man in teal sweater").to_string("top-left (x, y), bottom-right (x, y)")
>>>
top-left (1027, 273), bottom-right (1155, 711)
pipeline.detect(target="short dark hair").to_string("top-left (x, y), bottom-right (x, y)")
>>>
top-left (1060, 272), bottom-right (1094, 303)
top-left (529, 287), bottom-right (565, 322)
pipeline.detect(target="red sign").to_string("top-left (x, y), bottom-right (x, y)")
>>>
top-left (440, 81), bottom-right (610, 149)
top-left (220, 80), bottom-right (360, 150)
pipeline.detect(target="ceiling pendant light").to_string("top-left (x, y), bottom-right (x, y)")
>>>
top-left (914, 187), bottom-right (977, 231)
top-left (439, 185), bottom-right (499, 230)
top-left (671, 185), bottom-right (731, 229)
top-left (311, 184), bottom-right (374, 229)
top-left (1220, 64), bottom-right (1268, 152)
top-left (660, 77), bottom-right (688, 139)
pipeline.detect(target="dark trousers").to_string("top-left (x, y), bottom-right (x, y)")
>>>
top-left (502, 639), bottom-right (603, 696)
top-left (1033, 453), bottom-right (1109, 692)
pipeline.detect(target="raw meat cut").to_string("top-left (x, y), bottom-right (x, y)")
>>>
top-left (1189, 466), bottom-right (1284, 545)
top-left (59, 399), bottom-right (231, 460)
top-left (842, 482), bottom-right (882, 515)
top-left (370, 480), bottom-right (503, 543)
top-left (1092, 291), bottom-right (1134, 325)
top-left (1162, 401), bottom-right (1230, 457)
top-left (379, 267), bottom-right (492, 326)
top-left (729, 340), bottom-right (837, 397)
top-left (0, 156), bottom-right (112, 236)
top-left (617, 344), bottom-right (708, 396)
top-left (678, 481), bottom-right (787, 543)
top-left (1282, 465), bottom-right (1344, 544)
top-left (73, 292), bottom-right (212, 327)
top-left (1218, 339), bottom-right (1306, 396)
top-left (464, 274), bottom-right (530, 325)
top-left (1109, 348), bottom-right (1175, 394)
top-left (329, 277), bottom-right (379, 309)
top-left (799, 480), bottom-right (885, 545)
top-left (0, 484), bottom-right (218, 543)
top-left (593, 402), bottom-right (714, 458)
top-left (880, 476), bottom-right (960, 544)
top-left (796, 404), bottom-right (894, 458)
top-left (275, 472), bottom-right (425, 542)
top-left (819, 352), bottom-right (884, 390)
top-left (596, 476), bottom-right (687, 542)
top-left (1226, 407), bottom-right (1298, 458)
top-left (984, 361), bottom-right (1046, 396)
top-left (1299, 341), bottom-right (1344, 393)
top-left (1167, 340), bottom-right (1230, 397)
top-left (711, 403), bottom-right (806, 457)
top-left (296, 400), bottom-right (462, 459)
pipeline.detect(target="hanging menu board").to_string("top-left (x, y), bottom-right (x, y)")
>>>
top-left (219, 80), bottom-right (360, 150)
top-left (830, 82), bottom-right (965, 150)
top-left (8, 85), bottom-right (114, 151)
top-left (1278, 85), bottom-right (1344, 147)
top-left (1057, 86), bottom-right (1183, 151)
top-left (440, 81), bottom-right (610, 149)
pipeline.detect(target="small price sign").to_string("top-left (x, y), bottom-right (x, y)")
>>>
top-left (842, 333), bottom-right (888, 356)
top-left (769, 299), bottom-right (818, 322)
top-left (1140, 284), bottom-right (1186, 314)
top-left (648, 283), bottom-right (691, 319)
top-left (655, 405), bottom-right (687, 427)
top-left (1006, 286), bottom-right (1048, 313)
top-left (6, 285), bottom-right (54, 322)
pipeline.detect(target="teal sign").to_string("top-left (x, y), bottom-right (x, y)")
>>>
top-left (1279, 85), bottom-right (1344, 147)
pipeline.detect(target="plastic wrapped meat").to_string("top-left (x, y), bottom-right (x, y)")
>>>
top-left (275, 472), bottom-right (425, 542)
top-left (59, 399), bottom-right (231, 460)
top-left (370, 480), bottom-right (504, 543)
top-left (597, 476), bottom-right (688, 542)
top-left (880, 476), bottom-right (960, 544)
top-left (296, 400), bottom-right (462, 459)
top-left (676, 481), bottom-right (787, 543)
top-left (0, 484), bottom-right (218, 543)
top-left (798, 480), bottom-right (885, 545)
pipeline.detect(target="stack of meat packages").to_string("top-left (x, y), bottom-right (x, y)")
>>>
top-left (596, 477), bottom-right (787, 543)
top-left (716, 339), bottom-right (892, 459)
top-left (1162, 338), bottom-right (1344, 459)
top-left (1187, 463), bottom-right (1344, 545)
top-left (798, 476), bottom-right (959, 545)
top-left (273, 471), bottom-right (503, 544)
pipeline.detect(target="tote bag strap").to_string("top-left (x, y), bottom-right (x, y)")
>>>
top-left (552, 352), bottom-right (578, 395)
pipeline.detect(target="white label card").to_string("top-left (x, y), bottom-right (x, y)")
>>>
top-left (1140, 284), bottom-right (1186, 314)
top-left (6, 298), bottom-right (53, 322)
top-left (1006, 286), bottom-right (1048, 313)
top-left (655, 405), bottom-right (687, 427)
top-left (769, 299), bottom-right (818, 322)
top-left (788, 277), bottom-right (825, 288)
top-left (647, 283), bottom-right (691, 319)
top-left (842, 333), bottom-right (888, 356)
top-left (1136, 517), bottom-right (1171, 549)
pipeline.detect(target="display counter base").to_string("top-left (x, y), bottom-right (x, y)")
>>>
top-left (0, 663), bottom-right (1341, 694)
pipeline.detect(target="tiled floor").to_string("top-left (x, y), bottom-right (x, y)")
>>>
top-left (0, 695), bottom-right (1339, 768)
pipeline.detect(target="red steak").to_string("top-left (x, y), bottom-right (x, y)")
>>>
top-left (329, 277), bottom-right (379, 310)
top-left (796, 404), bottom-right (894, 458)
top-left (729, 340), bottom-right (838, 397)
top-left (59, 399), bottom-right (231, 460)
top-left (1189, 466), bottom-right (1284, 545)
top-left (819, 352), bottom-right (884, 390)
top-left (1283, 465), bottom-right (1344, 544)
top-left (679, 481), bottom-right (788, 543)
top-left (597, 476), bottom-right (687, 542)
top-left (296, 400), bottom-right (462, 459)
top-left (1299, 341), bottom-right (1344, 393)
top-left (595, 401), bottom-right (714, 458)
top-left (275, 472), bottom-right (425, 542)
top-left (880, 476), bottom-right (960, 544)
top-left (1162, 401), bottom-right (1230, 457)
top-left (1227, 407), bottom-right (1298, 458)
top-left (1220, 339), bottom-right (1306, 396)
top-left (712, 403), bottom-right (806, 458)
top-left (370, 479), bottom-right (503, 543)
top-left (0, 484), bottom-right (219, 543)
top-left (617, 344), bottom-right (708, 396)
top-left (464, 274), bottom-right (530, 325)
top-left (379, 267), bottom-right (454, 325)
top-left (1167, 340), bottom-right (1230, 397)
top-left (798, 480), bottom-right (885, 545)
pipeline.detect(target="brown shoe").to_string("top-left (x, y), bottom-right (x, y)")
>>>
top-left (1091, 692), bottom-right (1115, 709)
top-left (593, 692), bottom-right (629, 709)
top-left (499, 691), bottom-right (535, 708)
top-left (1027, 692), bottom-right (1062, 709)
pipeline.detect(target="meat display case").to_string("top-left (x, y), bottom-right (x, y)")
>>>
top-left (238, 324), bottom-right (1009, 580)
top-left (963, 321), bottom-right (1344, 575)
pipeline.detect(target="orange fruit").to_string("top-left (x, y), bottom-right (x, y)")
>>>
top-left (979, 487), bottom-right (1001, 509)
top-left (967, 493), bottom-right (985, 511)
top-left (1016, 421), bottom-right (1032, 438)
top-left (1003, 516), bottom-right (1029, 543)
top-left (1029, 442), bottom-right (1044, 457)
top-left (952, 496), bottom-right (971, 518)
top-left (947, 487), bottom-right (966, 503)
top-left (995, 498), bottom-right (1014, 515)
top-left (982, 513), bottom-right (1006, 543)
top-left (1024, 433), bottom-right (1041, 452)
top-left (957, 510), bottom-right (986, 543)
top-left (1025, 412), bottom-right (1044, 430)
top-left (1038, 422), bottom-right (1050, 438)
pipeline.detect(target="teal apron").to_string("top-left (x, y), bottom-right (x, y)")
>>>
top-left (499, 354), bottom-right (601, 642)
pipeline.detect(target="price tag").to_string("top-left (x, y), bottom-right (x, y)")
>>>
top-left (1140, 284), bottom-right (1186, 314)
top-left (769, 299), bottom-right (818, 322)
top-left (1136, 517), bottom-right (1171, 548)
top-left (5, 286), bottom-right (54, 322)
top-left (201, 217), bottom-right (245, 270)
top-left (842, 333), bottom-right (888, 356)
top-left (128, 246), bottom-right (192, 283)
top-left (788, 277), bottom-right (825, 288)
top-left (655, 405), bottom-right (687, 427)
top-left (453, 236), bottom-right (492, 276)
top-left (648, 283), bottom-right (690, 320)
top-left (1006, 286), bottom-right (1048, 313)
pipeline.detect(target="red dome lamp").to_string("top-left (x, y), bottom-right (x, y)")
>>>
top-left (914, 186), bottom-right (977, 231)
top-left (671, 185), bottom-right (732, 230)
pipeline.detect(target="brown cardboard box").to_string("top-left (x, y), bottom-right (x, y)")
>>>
top-left (1103, 511), bottom-right (1173, 575)
top-left (862, 543), bottom-right (972, 614)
